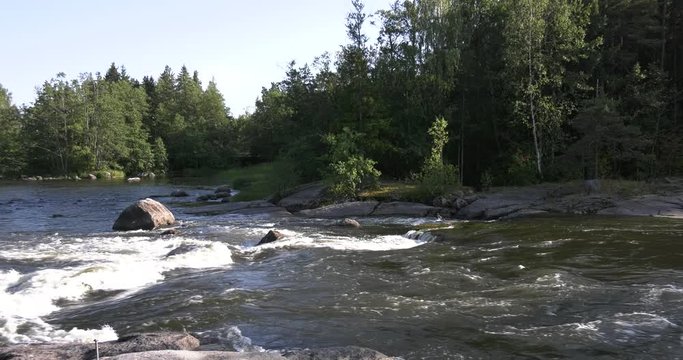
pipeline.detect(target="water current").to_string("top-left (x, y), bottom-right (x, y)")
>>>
top-left (0, 181), bottom-right (682, 359)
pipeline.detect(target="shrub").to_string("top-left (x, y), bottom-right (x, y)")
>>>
top-left (412, 117), bottom-right (459, 200)
top-left (329, 155), bottom-right (381, 200)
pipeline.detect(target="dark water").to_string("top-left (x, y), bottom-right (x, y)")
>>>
top-left (1, 182), bottom-right (683, 359)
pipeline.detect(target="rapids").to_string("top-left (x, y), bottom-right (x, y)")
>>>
top-left (0, 181), bottom-right (682, 359)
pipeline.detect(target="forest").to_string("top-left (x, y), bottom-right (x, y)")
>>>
top-left (1, 0), bottom-right (682, 193)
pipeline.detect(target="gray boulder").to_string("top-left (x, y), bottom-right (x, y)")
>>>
top-left (257, 230), bottom-right (285, 246)
top-left (215, 185), bottom-right (232, 194)
top-left (340, 218), bottom-right (361, 228)
top-left (113, 198), bottom-right (175, 231)
top-left (298, 201), bottom-right (379, 218)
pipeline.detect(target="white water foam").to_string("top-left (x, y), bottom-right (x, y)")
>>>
top-left (0, 235), bottom-right (233, 344)
top-left (243, 229), bottom-right (430, 253)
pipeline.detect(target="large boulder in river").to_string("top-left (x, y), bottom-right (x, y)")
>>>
top-left (113, 198), bottom-right (175, 231)
top-left (257, 230), bottom-right (285, 245)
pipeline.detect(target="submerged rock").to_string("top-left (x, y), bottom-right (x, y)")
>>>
top-left (257, 230), bottom-right (285, 246)
top-left (170, 190), bottom-right (189, 197)
top-left (215, 185), bottom-right (232, 194)
top-left (113, 198), bottom-right (175, 231)
top-left (340, 218), bottom-right (361, 228)
top-left (165, 243), bottom-right (202, 257)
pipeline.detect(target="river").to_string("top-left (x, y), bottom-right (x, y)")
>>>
top-left (0, 181), bottom-right (682, 359)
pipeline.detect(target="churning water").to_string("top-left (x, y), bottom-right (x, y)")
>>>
top-left (1, 182), bottom-right (682, 359)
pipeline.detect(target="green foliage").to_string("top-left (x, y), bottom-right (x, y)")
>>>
top-left (413, 117), bottom-right (459, 199)
top-left (0, 85), bottom-right (25, 176)
top-left (505, 150), bottom-right (538, 186)
top-left (325, 128), bottom-right (381, 200)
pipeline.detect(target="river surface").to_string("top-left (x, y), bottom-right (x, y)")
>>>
top-left (0, 181), bottom-right (682, 359)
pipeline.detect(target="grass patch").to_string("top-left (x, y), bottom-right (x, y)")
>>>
top-left (211, 160), bottom-right (302, 201)
top-left (358, 181), bottom-right (418, 201)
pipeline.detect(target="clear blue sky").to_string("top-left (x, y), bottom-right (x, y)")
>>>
top-left (0, 0), bottom-right (392, 115)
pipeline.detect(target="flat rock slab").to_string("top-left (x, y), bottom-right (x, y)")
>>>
top-left (298, 201), bottom-right (379, 218)
top-left (457, 187), bottom-right (552, 220)
top-left (372, 202), bottom-right (441, 217)
top-left (277, 183), bottom-right (328, 212)
top-left (183, 201), bottom-right (291, 217)
top-left (598, 194), bottom-right (683, 218)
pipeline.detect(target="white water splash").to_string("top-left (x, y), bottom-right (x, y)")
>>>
top-left (243, 229), bottom-right (430, 253)
top-left (0, 234), bottom-right (233, 344)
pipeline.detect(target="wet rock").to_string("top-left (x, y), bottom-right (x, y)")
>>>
top-left (214, 191), bottom-right (231, 199)
top-left (165, 243), bottom-right (202, 257)
top-left (113, 198), bottom-right (175, 231)
top-left (126, 177), bottom-right (141, 183)
top-left (170, 190), bottom-right (190, 197)
top-left (160, 229), bottom-right (178, 236)
top-left (88, 174), bottom-right (97, 180)
top-left (340, 218), bottom-right (361, 228)
top-left (0, 332), bottom-right (200, 360)
top-left (197, 194), bottom-right (214, 202)
top-left (257, 230), bottom-right (285, 246)
top-left (215, 185), bottom-right (232, 194)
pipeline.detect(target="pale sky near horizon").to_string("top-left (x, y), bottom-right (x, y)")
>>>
top-left (0, 0), bottom-right (392, 115)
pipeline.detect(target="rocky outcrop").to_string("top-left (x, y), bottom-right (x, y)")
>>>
top-left (455, 187), bottom-right (550, 220)
top-left (257, 230), bottom-right (285, 245)
top-left (183, 201), bottom-right (291, 217)
top-left (0, 332), bottom-right (199, 360)
top-left (113, 198), bottom-right (175, 231)
top-left (298, 201), bottom-right (379, 218)
top-left (372, 202), bottom-right (443, 217)
top-left (598, 194), bottom-right (683, 218)
top-left (277, 183), bottom-right (328, 212)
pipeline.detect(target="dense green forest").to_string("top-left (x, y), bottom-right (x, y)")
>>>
top-left (1, 0), bottom-right (682, 191)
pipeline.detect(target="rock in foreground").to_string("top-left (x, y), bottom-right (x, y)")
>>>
top-left (113, 198), bottom-right (175, 231)
top-left (0, 332), bottom-right (199, 360)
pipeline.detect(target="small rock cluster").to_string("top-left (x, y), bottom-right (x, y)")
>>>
top-left (432, 190), bottom-right (480, 211)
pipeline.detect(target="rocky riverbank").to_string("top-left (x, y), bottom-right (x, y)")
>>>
top-left (0, 332), bottom-right (393, 360)
top-left (177, 179), bottom-right (683, 221)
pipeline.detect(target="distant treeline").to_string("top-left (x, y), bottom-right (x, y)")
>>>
top-left (1, 0), bottom-right (682, 187)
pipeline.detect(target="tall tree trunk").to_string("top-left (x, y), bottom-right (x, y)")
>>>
top-left (528, 0), bottom-right (543, 178)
